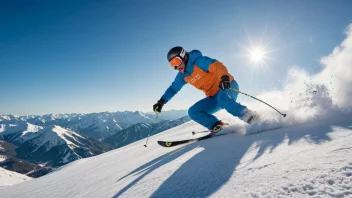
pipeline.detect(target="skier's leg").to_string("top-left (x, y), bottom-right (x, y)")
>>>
top-left (217, 80), bottom-right (259, 124)
top-left (188, 96), bottom-right (222, 130)
top-left (216, 80), bottom-right (247, 117)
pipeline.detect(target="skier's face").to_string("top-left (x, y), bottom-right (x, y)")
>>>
top-left (176, 61), bottom-right (185, 73)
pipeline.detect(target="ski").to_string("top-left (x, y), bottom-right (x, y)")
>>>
top-left (157, 124), bottom-right (284, 147)
top-left (157, 132), bottom-right (232, 147)
top-left (157, 133), bottom-right (213, 147)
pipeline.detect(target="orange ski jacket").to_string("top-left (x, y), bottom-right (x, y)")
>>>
top-left (161, 50), bottom-right (234, 103)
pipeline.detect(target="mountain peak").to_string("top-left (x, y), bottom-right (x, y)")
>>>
top-left (41, 125), bottom-right (84, 147)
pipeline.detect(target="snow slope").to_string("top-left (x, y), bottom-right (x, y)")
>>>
top-left (0, 112), bottom-right (351, 197)
top-left (0, 167), bottom-right (32, 190)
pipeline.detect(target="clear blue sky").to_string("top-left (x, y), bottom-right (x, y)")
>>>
top-left (1, 0), bottom-right (351, 115)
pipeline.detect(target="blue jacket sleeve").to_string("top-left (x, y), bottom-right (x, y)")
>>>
top-left (161, 72), bottom-right (186, 103)
top-left (194, 56), bottom-right (217, 72)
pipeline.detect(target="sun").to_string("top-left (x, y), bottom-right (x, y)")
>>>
top-left (240, 41), bottom-right (271, 67)
top-left (250, 47), bottom-right (265, 63)
top-left (249, 47), bottom-right (268, 64)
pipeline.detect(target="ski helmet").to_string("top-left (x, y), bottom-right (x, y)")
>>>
top-left (167, 46), bottom-right (188, 67)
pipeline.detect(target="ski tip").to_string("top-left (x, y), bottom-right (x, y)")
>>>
top-left (157, 141), bottom-right (173, 147)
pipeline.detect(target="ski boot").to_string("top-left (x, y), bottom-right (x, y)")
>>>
top-left (211, 120), bottom-right (227, 134)
top-left (239, 108), bottom-right (260, 124)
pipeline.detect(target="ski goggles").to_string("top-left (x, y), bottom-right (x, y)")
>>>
top-left (169, 56), bottom-right (183, 69)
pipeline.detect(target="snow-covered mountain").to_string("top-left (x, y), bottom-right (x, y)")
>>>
top-left (1, 110), bottom-right (187, 140)
top-left (104, 123), bottom-right (153, 148)
top-left (0, 153), bottom-right (51, 178)
top-left (0, 121), bottom-right (43, 144)
top-left (0, 140), bottom-right (16, 156)
top-left (16, 111), bottom-right (155, 139)
top-left (0, 111), bottom-right (188, 172)
top-left (0, 138), bottom-right (53, 178)
top-left (145, 110), bottom-right (188, 121)
top-left (0, 119), bottom-right (114, 168)
top-left (103, 116), bottom-right (191, 148)
top-left (14, 125), bottom-right (113, 167)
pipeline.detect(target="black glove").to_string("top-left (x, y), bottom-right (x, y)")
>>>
top-left (219, 75), bottom-right (231, 90)
top-left (153, 99), bottom-right (165, 113)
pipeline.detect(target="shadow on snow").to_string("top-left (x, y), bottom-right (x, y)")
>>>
top-left (113, 119), bottom-right (351, 198)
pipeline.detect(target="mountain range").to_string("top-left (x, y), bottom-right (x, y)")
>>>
top-left (5, 110), bottom-right (187, 140)
top-left (104, 116), bottom-right (191, 148)
top-left (0, 110), bottom-right (189, 176)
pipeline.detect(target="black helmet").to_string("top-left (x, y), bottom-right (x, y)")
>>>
top-left (167, 46), bottom-right (187, 62)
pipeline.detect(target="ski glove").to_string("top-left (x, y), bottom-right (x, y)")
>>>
top-left (153, 99), bottom-right (165, 113)
top-left (219, 75), bottom-right (231, 90)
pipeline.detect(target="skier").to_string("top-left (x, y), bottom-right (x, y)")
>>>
top-left (153, 46), bottom-right (259, 132)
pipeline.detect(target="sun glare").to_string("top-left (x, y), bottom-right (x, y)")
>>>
top-left (250, 48), bottom-right (265, 63)
top-left (240, 40), bottom-right (271, 67)
top-left (246, 46), bottom-right (269, 66)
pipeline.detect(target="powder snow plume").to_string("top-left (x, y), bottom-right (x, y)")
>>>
top-left (221, 24), bottom-right (352, 133)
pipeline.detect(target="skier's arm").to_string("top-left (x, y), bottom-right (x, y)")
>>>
top-left (160, 72), bottom-right (186, 103)
top-left (195, 56), bottom-right (230, 78)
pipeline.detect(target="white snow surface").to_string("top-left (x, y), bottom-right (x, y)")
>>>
top-left (0, 167), bottom-right (32, 190)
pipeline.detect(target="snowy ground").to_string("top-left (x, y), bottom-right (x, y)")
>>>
top-left (0, 111), bottom-right (351, 197)
top-left (0, 167), bottom-right (32, 190)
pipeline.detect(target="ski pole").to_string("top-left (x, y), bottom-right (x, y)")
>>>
top-left (229, 88), bottom-right (287, 117)
top-left (144, 111), bottom-right (159, 147)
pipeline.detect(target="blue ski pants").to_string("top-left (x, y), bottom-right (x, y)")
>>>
top-left (188, 80), bottom-right (247, 130)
